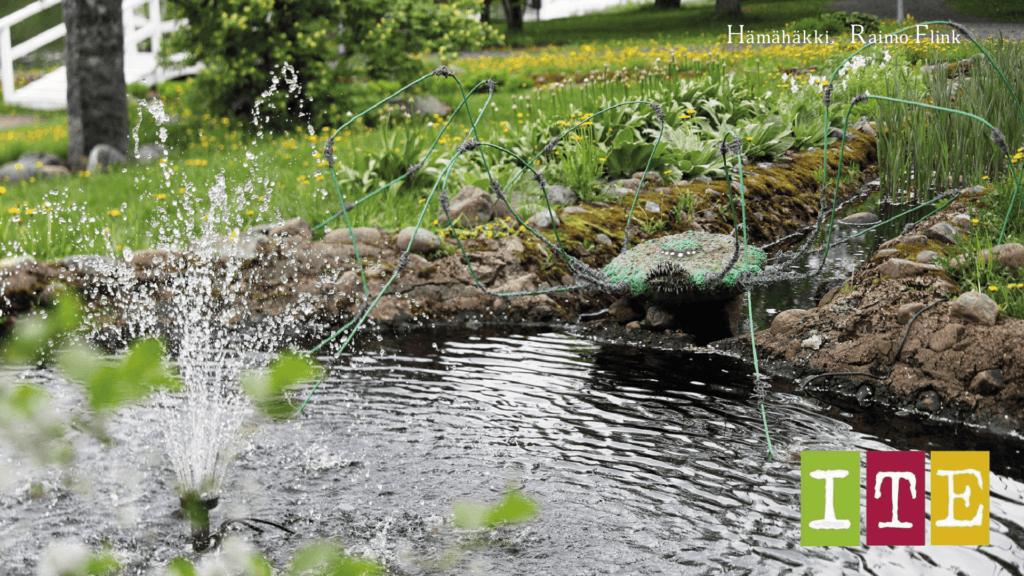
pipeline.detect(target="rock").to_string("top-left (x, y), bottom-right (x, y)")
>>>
top-left (928, 323), bottom-right (963, 352)
top-left (951, 213), bottom-right (972, 231)
top-left (207, 233), bottom-right (268, 262)
top-left (527, 210), bottom-right (560, 229)
top-left (840, 212), bottom-right (880, 225)
top-left (924, 222), bottom-right (959, 245)
top-left (851, 116), bottom-right (877, 138)
top-left (562, 206), bottom-right (588, 215)
top-left (546, 184), bottom-right (577, 206)
top-left (130, 249), bottom-right (181, 268)
top-left (323, 227), bottom-right (383, 245)
top-left (18, 152), bottom-right (63, 167)
top-left (596, 234), bottom-right (612, 245)
top-left (896, 302), bottom-right (926, 324)
top-left (0, 161), bottom-right (39, 183)
top-left (396, 227), bottom-right (440, 255)
top-left (605, 186), bottom-right (634, 198)
top-left (134, 143), bottom-right (166, 164)
top-left (693, 176), bottom-right (712, 184)
top-left (856, 384), bottom-right (873, 406)
top-left (828, 126), bottom-right (857, 141)
top-left (560, 275), bottom-right (574, 286)
top-left (610, 178), bottom-right (641, 190)
top-left (644, 201), bottom-right (661, 214)
top-left (915, 390), bottom-right (941, 413)
top-left (875, 249), bottom-right (899, 258)
top-left (645, 305), bottom-right (674, 330)
top-left (631, 171), bottom-right (664, 185)
top-left (269, 217), bottom-right (313, 241)
top-left (625, 321), bottom-right (642, 331)
top-left (246, 223), bottom-right (276, 236)
top-left (876, 258), bottom-right (943, 280)
top-left (932, 277), bottom-right (959, 295)
top-left (818, 285), bottom-right (842, 307)
top-left (950, 243), bottom-right (1024, 275)
top-left (493, 273), bottom-right (538, 294)
top-left (60, 254), bottom-right (125, 278)
top-left (609, 297), bottom-right (643, 324)
top-left (880, 234), bottom-right (928, 250)
top-left (915, 250), bottom-right (939, 264)
top-left (38, 165), bottom-right (71, 178)
top-left (86, 143), bottom-right (127, 173)
top-left (949, 291), bottom-right (999, 326)
top-left (969, 370), bottom-right (1004, 396)
top-left (967, 185), bottom-right (986, 193)
top-left (801, 334), bottom-right (823, 350)
top-left (771, 309), bottom-right (810, 335)
top-left (438, 185), bottom-right (493, 227)
top-left (490, 198), bottom-right (515, 222)
top-left (387, 94), bottom-right (452, 117)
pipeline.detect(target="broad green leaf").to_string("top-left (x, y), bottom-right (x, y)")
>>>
top-left (241, 351), bottom-right (321, 420)
top-left (288, 541), bottom-right (382, 576)
top-left (453, 488), bottom-right (538, 530)
top-left (165, 558), bottom-right (198, 576)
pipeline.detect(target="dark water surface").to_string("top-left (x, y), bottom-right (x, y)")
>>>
top-left (1, 328), bottom-right (1022, 575)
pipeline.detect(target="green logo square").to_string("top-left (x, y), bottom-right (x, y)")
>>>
top-left (801, 451), bottom-right (860, 546)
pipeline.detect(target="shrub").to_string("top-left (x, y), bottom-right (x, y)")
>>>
top-left (162, 0), bottom-right (503, 130)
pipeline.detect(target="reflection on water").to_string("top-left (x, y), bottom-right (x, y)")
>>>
top-left (1, 330), bottom-right (1022, 574)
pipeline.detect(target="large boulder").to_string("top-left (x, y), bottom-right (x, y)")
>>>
top-left (438, 185), bottom-right (494, 228)
top-left (949, 291), bottom-right (999, 326)
top-left (86, 144), bottom-right (127, 173)
top-left (397, 227), bottom-right (440, 255)
top-left (545, 184), bottom-right (577, 206)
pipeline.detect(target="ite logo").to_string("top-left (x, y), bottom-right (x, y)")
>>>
top-left (800, 451), bottom-right (989, 546)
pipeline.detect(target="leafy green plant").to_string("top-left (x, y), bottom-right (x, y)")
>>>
top-left (241, 351), bottom-right (322, 420)
top-left (452, 488), bottom-right (539, 530)
top-left (550, 122), bottom-right (607, 200)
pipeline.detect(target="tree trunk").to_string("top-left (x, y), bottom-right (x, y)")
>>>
top-left (502, 0), bottom-right (525, 31)
top-left (714, 0), bottom-right (741, 16)
top-left (481, 0), bottom-right (492, 23)
top-left (63, 0), bottom-right (129, 172)
top-left (654, 0), bottom-right (681, 8)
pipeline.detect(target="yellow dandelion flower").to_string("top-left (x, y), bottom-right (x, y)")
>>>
top-left (107, 209), bottom-right (122, 217)
top-left (989, 285), bottom-right (998, 291)
top-left (6, 207), bottom-right (18, 214)
top-left (418, 198), bottom-right (426, 203)
top-left (155, 193), bottom-right (168, 200)
top-left (971, 218), bottom-right (979, 224)
top-left (246, 210), bottom-right (254, 215)
top-left (982, 175), bottom-right (989, 180)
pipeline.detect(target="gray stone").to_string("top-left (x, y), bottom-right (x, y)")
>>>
top-left (270, 217), bottom-right (312, 241)
top-left (968, 185), bottom-right (986, 193)
top-left (86, 144), bottom-right (127, 173)
top-left (208, 233), bottom-right (268, 262)
top-left (915, 250), bottom-right (939, 264)
top-left (856, 384), bottom-right (873, 406)
top-left (875, 249), bottom-right (899, 258)
top-left (562, 206), bottom-right (588, 215)
top-left (969, 370), bottom-right (1004, 396)
top-left (527, 210), bottom-right (560, 229)
top-left (631, 171), bottom-right (664, 185)
top-left (645, 305), bottom-right (674, 330)
top-left (771, 309), bottom-right (810, 335)
top-left (38, 165), bottom-right (71, 179)
top-left (17, 152), bottom-right (63, 167)
top-left (546, 184), bottom-right (577, 206)
top-left (246, 223), bottom-right (276, 236)
top-left (609, 297), bottom-right (643, 323)
top-left (134, 143), bottom-right (166, 164)
top-left (396, 227), bottom-right (440, 255)
top-left (605, 186), bottom-right (634, 197)
top-left (929, 323), bottom-right (963, 352)
top-left (438, 185), bottom-right (493, 227)
top-left (851, 116), bottom-right (877, 138)
top-left (596, 233), bottom-right (612, 245)
top-left (951, 243), bottom-right (1024, 275)
top-left (60, 254), bottom-right (125, 277)
top-left (876, 258), bottom-right (943, 279)
top-left (840, 212), bottom-right (880, 225)
top-left (0, 161), bottom-right (39, 183)
top-left (915, 390), bottom-right (941, 413)
top-left (625, 321), bottom-right (642, 331)
top-left (896, 302), bottom-right (926, 324)
top-left (693, 176), bottom-right (712, 183)
top-left (828, 126), bottom-right (857, 141)
top-left (951, 213), bottom-right (972, 231)
top-left (644, 201), bottom-right (661, 214)
top-left (924, 222), bottom-right (959, 244)
top-left (323, 227), bottom-right (383, 245)
top-left (949, 291), bottom-right (999, 326)
top-left (65, 0), bottom-right (129, 172)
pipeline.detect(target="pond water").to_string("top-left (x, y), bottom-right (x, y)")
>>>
top-left (1, 327), bottom-right (1022, 574)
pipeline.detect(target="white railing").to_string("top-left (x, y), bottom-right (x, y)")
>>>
top-left (0, 0), bottom-right (187, 103)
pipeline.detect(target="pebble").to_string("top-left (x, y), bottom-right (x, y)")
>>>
top-left (969, 370), bottom-right (1004, 396)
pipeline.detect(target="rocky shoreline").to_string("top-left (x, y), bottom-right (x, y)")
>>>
top-left (13, 123), bottom-right (1022, 436)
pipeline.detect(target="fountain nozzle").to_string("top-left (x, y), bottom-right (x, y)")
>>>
top-left (180, 492), bottom-right (220, 552)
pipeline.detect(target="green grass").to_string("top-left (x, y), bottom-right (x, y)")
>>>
top-left (494, 0), bottom-right (834, 47)
top-left (946, 0), bottom-right (1024, 23)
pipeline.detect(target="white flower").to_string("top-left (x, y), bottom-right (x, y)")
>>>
top-left (883, 50), bottom-right (892, 63)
